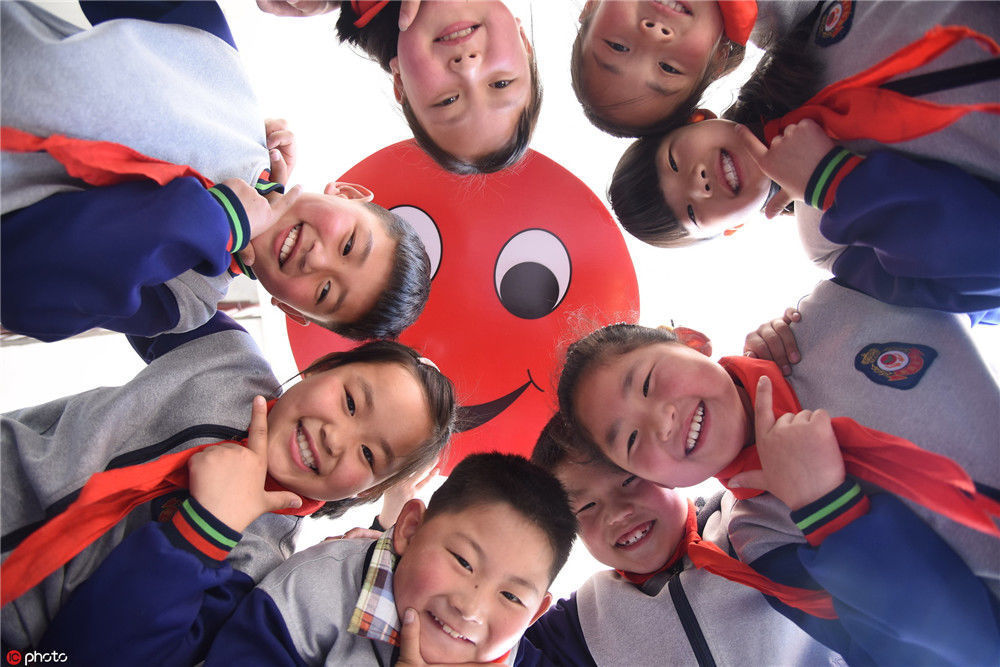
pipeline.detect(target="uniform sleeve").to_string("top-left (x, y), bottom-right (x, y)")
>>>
top-left (818, 150), bottom-right (1000, 323)
top-left (1, 178), bottom-right (249, 341)
top-left (519, 594), bottom-right (598, 667)
top-left (81, 1), bottom-right (236, 49)
top-left (204, 590), bottom-right (308, 667)
top-left (37, 498), bottom-right (257, 667)
top-left (747, 491), bottom-right (1000, 665)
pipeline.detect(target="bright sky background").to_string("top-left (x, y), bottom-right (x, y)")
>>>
top-left (2, 1), bottom-right (997, 599)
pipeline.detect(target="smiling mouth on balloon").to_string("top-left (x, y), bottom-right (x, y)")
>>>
top-left (454, 370), bottom-right (543, 432)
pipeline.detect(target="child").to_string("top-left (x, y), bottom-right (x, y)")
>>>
top-left (555, 282), bottom-right (1000, 608)
top-left (1, 312), bottom-right (455, 656)
top-left (259, 0), bottom-right (542, 174)
top-left (608, 113), bottom-right (1000, 323)
top-left (199, 453), bottom-right (576, 665)
top-left (524, 416), bottom-right (841, 666)
top-left (1, 1), bottom-right (429, 342)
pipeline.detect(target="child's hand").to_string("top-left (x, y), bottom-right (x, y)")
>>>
top-left (265, 118), bottom-right (297, 185)
top-left (377, 461), bottom-right (440, 529)
top-left (730, 376), bottom-right (846, 511)
top-left (188, 396), bottom-right (302, 532)
top-left (399, 1), bottom-right (422, 30)
top-left (256, 1), bottom-right (337, 17)
top-left (736, 120), bottom-right (836, 218)
top-left (224, 180), bottom-right (302, 267)
top-left (743, 308), bottom-right (801, 376)
top-left (396, 608), bottom-right (487, 667)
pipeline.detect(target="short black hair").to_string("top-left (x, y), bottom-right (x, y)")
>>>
top-left (531, 413), bottom-right (589, 473)
top-left (425, 453), bottom-right (577, 583)
top-left (609, 134), bottom-right (700, 248)
top-left (321, 203), bottom-right (430, 341)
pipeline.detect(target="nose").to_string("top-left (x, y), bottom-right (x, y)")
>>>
top-left (640, 18), bottom-right (673, 40)
top-left (303, 242), bottom-right (339, 274)
top-left (689, 162), bottom-right (712, 199)
top-left (452, 585), bottom-right (487, 624)
top-left (650, 401), bottom-right (678, 444)
top-left (449, 50), bottom-right (481, 75)
top-left (607, 496), bottom-right (635, 527)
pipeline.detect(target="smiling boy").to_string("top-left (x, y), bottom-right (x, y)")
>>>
top-left (1, 1), bottom-right (429, 342)
top-left (203, 453), bottom-right (576, 666)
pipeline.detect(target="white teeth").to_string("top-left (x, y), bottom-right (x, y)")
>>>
top-left (296, 426), bottom-right (317, 472)
top-left (279, 224), bottom-right (301, 265)
top-left (686, 404), bottom-right (704, 454)
top-left (653, 0), bottom-right (691, 15)
top-left (616, 522), bottom-right (651, 547)
top-left (437, 26), bottom-right (477, 41)
top-left (721, 151), bottom-right (740, 194)
top-left (431, 614), bottom-right (472, 642)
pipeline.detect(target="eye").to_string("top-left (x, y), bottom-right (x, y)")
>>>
top-left (317, 281), bottom-right (331, 304)
top-left (391, 206), bottom-right (442, 280)
top-left (604, 39), bottom-right (629, 53)
top-left (668, 148), bottom-right (678, 172)
top-left (345, 390), bottom-right (356, 416)
top-left (575, 501), bottom-right (595, 514)
top-left (642, 370), bottom-right (651, 397)
top-left (451, 552), bottom-right (473, 572)
top-left (361, 444), bottom-right (374, 470)
top-left (659, 62), bottom-right (681, 74)
top-left (436, 95), bottom-right (459, 107)
top-left (342, 232), bottom-right (355, 256)
top-left (687, 205), bottom-right (698, 226)
top-left (627, 430), bottom-right (637, 454)
top-left (491, 79), bottom-right (513, 89)
top-left (622, 475), bottom-right (638, 487)
top-left (502, 591), bottom-right (523, 604)
top-left (495, 229), bottom-right (571, 319)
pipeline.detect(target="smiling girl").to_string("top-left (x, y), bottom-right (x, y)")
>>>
top-left (1, 312), bottom-right (455, 660)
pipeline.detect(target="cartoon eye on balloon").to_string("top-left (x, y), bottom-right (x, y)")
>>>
top-left (287, 141), bottom-right (639, 472)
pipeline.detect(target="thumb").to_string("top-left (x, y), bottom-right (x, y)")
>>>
top-left (397, 608), bottom-right (425, 665)
top-left (238, 242), bottom-right (256, 268)
top-left (263, 490), bottom-right (303, 513)
top-left (754, 375), bottom-right (776, 437)
top-left (763, 187), bottom-right (793, 218)
top-left (728, 469), bottom-right (767, 492)
top-left (399, 0), bottom-right (419, 30)
top-left (268, 184), bottom-right (303, 220)
top-left (734, 123), bottom-right (769, 166)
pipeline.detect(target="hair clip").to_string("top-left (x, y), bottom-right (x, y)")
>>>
top-left (417, 356), bottom-right (440, 371)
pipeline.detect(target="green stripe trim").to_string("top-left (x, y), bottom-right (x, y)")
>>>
top-left (796, 482), bottom-right (862, 531)
top-left (810, 149), bottom-right (851, 208)
top-left (207, 186), bottom-right (244, 251)
top-left (181, 499), bottom-right (238, 548)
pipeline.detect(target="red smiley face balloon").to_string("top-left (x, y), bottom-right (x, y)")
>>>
top-left (287, 141), bottom-right (639, 472)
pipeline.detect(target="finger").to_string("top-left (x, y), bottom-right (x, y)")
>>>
top-left (754, 375), bottom-right (776, 436)
top-left (728, 470), bottom-right (767, 491)
top-left (265, 118), bottom-right (289, 134)
top-left (266, 129), bottom-right (295, 150)
top-left (763, 188), bottom-right (793, 218)
top-left (774, 319), bottom-right (800, 366)
top-left (245, 396), bottom-right (269, 455)
top-left (734, 123), bottom-right (769, 165)
top-left (398, 608), bottom-right (424, 665)
top-left (758, 325), bottom-right (789, 371)
top-left (743, 332), bottom-right (765, 359)
top-left (263, 490), bottom-right (302, 512)
top-left (268, 184), bottom-right (302, 218)
top-left (399, 0), bottom-right (420, 31)
top-left (782, 308), bottom-right (801, 324)
top-left (238, 243), bottom-right (256, 268)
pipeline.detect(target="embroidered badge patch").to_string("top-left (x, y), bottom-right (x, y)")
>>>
top-left (816, 0), bottom-right (854, 46)
top-left (855, 342), bottom-right (937, 390)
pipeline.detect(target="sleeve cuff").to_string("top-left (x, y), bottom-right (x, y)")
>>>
top-left (163, 496), bottom-right (243, 566)
top-left (255, 172), bottom-right (284, 196)
top-left (207, 182), bottom-right (252, 254)
top-left (790, 478), bottom-right (871, 546)
top-left (805, 147), bottom-right (864, 211)
top-left (370, 515), bottom-right (386, 532)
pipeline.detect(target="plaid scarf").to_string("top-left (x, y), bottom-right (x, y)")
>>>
top-left (349, 528), bottom-right (402, 646)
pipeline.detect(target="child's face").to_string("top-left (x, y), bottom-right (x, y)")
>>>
top-left (657, 119), bottom-right (770, 237)
top-left (391, 1), bottom-right (533, 162)
top-left (579, 1), bottom-right (725, 128)
top-left (393, 501), bottom-right (553, 663)
top-left (574, 342), bottom-right (750, 488)
top-left (265, 361), bottom-right (433, 501)
top-left (249, 184), bottom-right (395, 328)
top-left (555, 459), bottom-right (687, 574)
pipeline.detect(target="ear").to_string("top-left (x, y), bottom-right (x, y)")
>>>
top-left (579, 0), bottom-right (597, 22)
top-left (687, 108), bottom-right (718, 124)
top-left (517, 22), bottom-right (534, 59)
top-left (389, 57), bottom-right (406, 105)
top-left (673, 326), bottom-right (713, 357)
top-left (271, 297), bottom-right (309, 327)
top-left (323, 182), bottom-right (374, 202)
top-left (710, 37), bottom-right (733, 76)
top-left (392, 499), bottom-right (427, 555)
top-left (529, 592), bottom-right (553, 625)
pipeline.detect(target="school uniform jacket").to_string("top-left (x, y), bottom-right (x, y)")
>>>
top-left (0, 1), bottom-right (268, 341)
top-left (1, 312), bottom-right (300, 653)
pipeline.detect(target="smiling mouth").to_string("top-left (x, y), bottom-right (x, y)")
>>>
top-left (720, 150), bottom-right (741, 195)
top-left (279, 223), bottom-right (302, 266)
top-left (685, 403), bottom-right (704, 455)
top-left (428, 612), bottom-right (475, 644)
top-left (652, 0), bottom-right (692, 17)
top-left (435, 24), bottom-right (480, 44)
top-left (296, 422), bottom-right (318, 473)
top-left (616, 520), bottom-right (654, 548)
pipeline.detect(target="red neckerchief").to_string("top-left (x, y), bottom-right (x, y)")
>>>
top-left (719, 0), bottom-right (758, 46)
top-left (350, 1), bottom-right (389, 28)
top-left (716, 357), bottom-right (1000, 538)
top-left (620, 500), bottom-right (837, 619)
top-left (1, 401), bottom-right (323, 607)
top-left (765, 26), bottom-right (1000, 144)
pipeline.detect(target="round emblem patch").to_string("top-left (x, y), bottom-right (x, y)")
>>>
top-left (816, 0), bottom-right (854, 46)
top-left (876, 350), bottom-right (909, 372)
